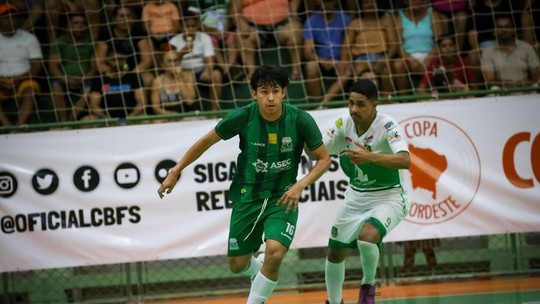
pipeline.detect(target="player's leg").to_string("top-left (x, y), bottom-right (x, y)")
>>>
top-left (357, 190), bottom-right (408, 303)
top-left (325, 246), bottom-right (348, 304)
top-left (247, 208), bottom-right (297, 304)
top-left (325, 202), bottom-right (363, 304)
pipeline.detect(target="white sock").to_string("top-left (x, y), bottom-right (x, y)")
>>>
top-left (325, 259), bottom-right (345, 304)
top-left (242, 255), bottom-right (264, 276)
top-left (358, 240), bottom-right (379, 285)
top-left (246, 271), bottom-right (277, 304)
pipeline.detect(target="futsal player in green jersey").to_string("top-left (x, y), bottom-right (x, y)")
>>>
top-left (322, 79), bottom-right (411, 304)
top-left (158, 65), bottom-right (331, 304)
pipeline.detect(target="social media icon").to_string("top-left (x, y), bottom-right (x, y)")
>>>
top-left (114, 163), bottom-right (140, 189)
top-left (0, 171), bottom-right (17, 198)
top-left (32, 169), bottom-right (59, 195)
top-left (73, 166), bottom-right (99, 192)
top-left (154, 159), bottom-right (177, 183)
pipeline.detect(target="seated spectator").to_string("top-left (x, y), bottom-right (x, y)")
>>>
top-left (342, 0), bottom-right (398, 95)
top-left (417, 34), bottom-right (476, 95)
top-left (187, 0), bottom-right (242, 81)
top-left (169, 11), bottom-right (222, 111)
top-left (303, 0), bottom-right (352, 104)
top-left (151, 50), bottom-right (197, 115)
top-left (142, 0), bottom-right (180, 51)
top-left (431, 0), bottom-right (469, 51)
top-left (0, 3), bottom-right (43, 126)
top-left (48, 12), bottom-right (96, 122)
top-left (86, 47), bottom-right (146, 119)
top-left (481, 15), bottom-right (540, 89)
top-left (230, 0), bottom-right (303, 79)
top-left (392, 0), bottom-right (448, 95)
top-left (467, 0), bottom-right (527, 86)
top-left (94, 6), bottom-right (154, 90)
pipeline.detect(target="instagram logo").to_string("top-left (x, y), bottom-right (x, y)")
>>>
top-left (0, 172), bottom-right (18, 198)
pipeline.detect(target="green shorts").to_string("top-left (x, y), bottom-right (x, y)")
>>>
top-left (227, 197), bottom-right (298, 256)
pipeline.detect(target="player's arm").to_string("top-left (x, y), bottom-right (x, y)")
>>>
top-left (278, 144), bottom-right (331, 213)
top-left (344, 142), bottom-right (410, 169)
top-left (158, 129), bottom-right (222, 198)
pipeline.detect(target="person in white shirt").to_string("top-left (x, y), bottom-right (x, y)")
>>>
top-left (169, 11), bottom-right (222, 111)
top-left (0, 3), bottom-right (43, 126)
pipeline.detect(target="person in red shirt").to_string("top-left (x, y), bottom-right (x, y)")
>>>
top-left (417, 34), bottom-right (476, 95)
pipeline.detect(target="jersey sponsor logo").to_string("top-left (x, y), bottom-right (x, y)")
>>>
top-left (331, 226), bottom-right (338, 238)
top-left (401, 116), bottom-right (480, 225)
top-left (387, 130), bottom-right (403, 143)
top-left (251, 142), bottom-right (266, 147)
top-left (268, 133), bottom-right (277, 144)
top-left (280, 137), bottom-right (293, 152)
top-left (384, 120), bottom-right (396, 130)
top-left (252, 159), bottom-right (292, 173)
top-left (335, 117), bottom-right (343, 129)
top-left (229, 238), bottom-right (239, 250)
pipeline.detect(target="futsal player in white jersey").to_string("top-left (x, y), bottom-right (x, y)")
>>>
top-left (322, 79), bottom-right (411, 304)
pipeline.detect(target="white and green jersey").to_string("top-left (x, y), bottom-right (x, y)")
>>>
top-left (323, 112), bottom-right (409, 192)
top-left (216, 102), bottom-right (324, 203)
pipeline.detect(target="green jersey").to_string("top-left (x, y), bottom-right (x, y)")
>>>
top-left (215, 102), bottom-right (323, 203)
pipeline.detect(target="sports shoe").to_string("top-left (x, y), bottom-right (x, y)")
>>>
top-left (324, 300), bottom-right (344, 304)
top-left (358, 284), bottom-right (377, 304)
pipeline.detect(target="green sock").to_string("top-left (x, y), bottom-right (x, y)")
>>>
top-left (358, 240), bottom-right (379, 285)
top-left (325, 259), bottom-right (345, 304)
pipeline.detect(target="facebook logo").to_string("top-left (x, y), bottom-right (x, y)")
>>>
top-left (73, 166), bottom-right (99, 192)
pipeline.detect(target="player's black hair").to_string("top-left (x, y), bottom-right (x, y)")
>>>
top-left (349, 79), bottom-right (378, 101)
top-left (250, 65), bottom-right (290, 91)
top-left (436, 33), bottom-right (457, 47)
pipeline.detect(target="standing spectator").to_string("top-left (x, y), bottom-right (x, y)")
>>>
top-left (0, 3), bottom-right (43, 126)
top-left (188, 0), bottom-right (242, 81)
top-left (230, 0), bottom-right (303, 79)
top-left (169, 11), bottom-right (222, 111)
top-left (522, 0), bottom-right (540, 53)
top-left (87, 47), bottom-right (146, 119)
top-left (158, 65), bottom-right (331, 304)
top-left (151, 50), bottom-right (197, 115)
top-left (392, 0), bottom-right (448, 95)
top-left (303, 0), bottom-right (352, 103)
top-left (94, 6), bottom-right (155, 90)
top-left (481, 15), bottom-right (540, 89)
top-left (44, 0), bottom-right (100, 41)
top-left (142, 0), bottom-right (180, 51)
top-left (431, 0), bottom-right (469, 51)
top-left (48, 12), bottom-right (96, 122)
top-left (417, 34), bottom-right (476, 95)
top-left (342, 0), bottom-right (399, 95)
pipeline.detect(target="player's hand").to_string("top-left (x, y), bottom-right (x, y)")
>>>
top-left (342, 141), bottom-right (371, 165)
top-left (277, 184), bottom-right (303, 214)
top-left (157, 171), bottom-right (180, 199)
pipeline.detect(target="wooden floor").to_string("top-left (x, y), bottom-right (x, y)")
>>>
top-left (146, 276), bottom-right (540, 304)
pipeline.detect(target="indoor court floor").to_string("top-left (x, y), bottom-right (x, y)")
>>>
top-left (149, 276), bottom-right (540, 304)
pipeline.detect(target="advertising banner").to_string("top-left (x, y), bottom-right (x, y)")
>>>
top-left (1, 95), bottom-right (539, 272)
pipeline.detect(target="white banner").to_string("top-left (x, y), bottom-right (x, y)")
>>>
top-left (0, 95), bottom-right (539, 272)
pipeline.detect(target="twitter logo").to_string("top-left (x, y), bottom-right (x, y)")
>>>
top-left (32, 169), bottom-right (59, 195)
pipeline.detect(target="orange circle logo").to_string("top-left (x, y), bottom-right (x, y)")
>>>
top-left (401, 116), bottom-right (481, 224)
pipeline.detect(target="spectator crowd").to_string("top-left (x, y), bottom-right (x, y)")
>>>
top-left (0, 0), bottom-right (539, 127)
